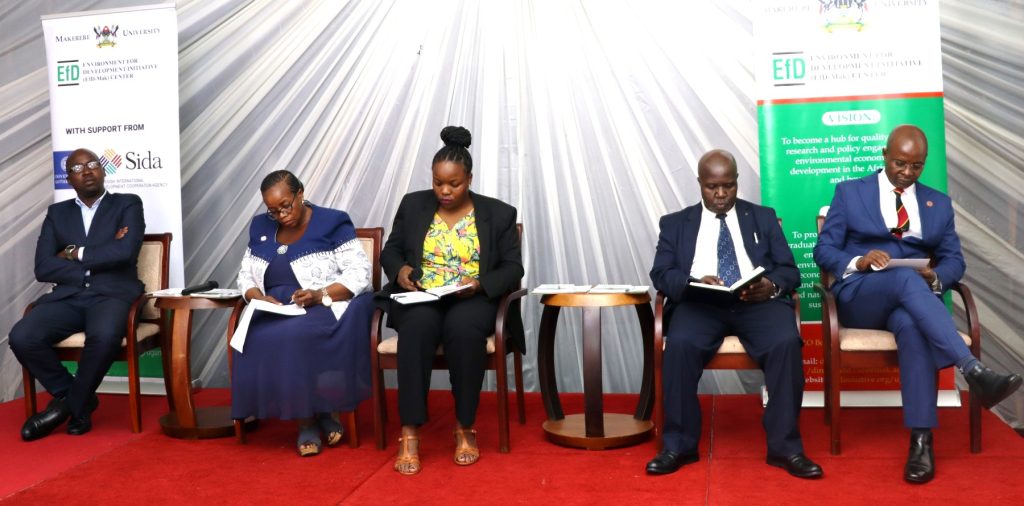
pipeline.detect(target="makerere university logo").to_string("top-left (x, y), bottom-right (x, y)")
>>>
top-left (94, 25), bottom-right (118, 48)
top-left (819, 0), bottom-right (868, 32)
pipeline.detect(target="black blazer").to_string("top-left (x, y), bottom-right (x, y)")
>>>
top-left (378, 190), bottom-right (526, 352)
top-left (33, 192), bottom-right (146, 305)
top-left (650, 199), bottom-right (799, 306)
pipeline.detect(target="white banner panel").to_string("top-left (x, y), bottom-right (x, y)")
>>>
top-left (42, 2), bottom-right (184, 288)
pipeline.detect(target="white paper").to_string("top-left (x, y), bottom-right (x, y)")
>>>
top-left (588, 284), bottom-right (650, 294)
top-left (149, 288), bottom-right (183, 297)
top-left (229, 300), bottom-right (306, 353)
top-left (532, 284), bottom-right (592, 295)
top-left (688, 266), bottom-right (766, 293)
top-left (872, 258), bottom-right (930, 271)
top-left (390, 283), bottom-right (472, 305)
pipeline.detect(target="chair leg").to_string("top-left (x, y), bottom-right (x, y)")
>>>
top-left (372, 370), bottom-right (387, 450)
top-left (234, 419), bottom-right (246, 443)
top-left (496, 356), bottom-right (511, 454)
top-left (969, 384), bottom-right (982, 453)
top-left (23, 367), bottom-right (37, 418)
top-left (829, 367), bottom-right (841, 455)
top-left (345, 410), bottom-right (359, 448)
top-left (128, 349), bottom-right (142, 433)
top-left (514, 352), bottom-right (526, 424)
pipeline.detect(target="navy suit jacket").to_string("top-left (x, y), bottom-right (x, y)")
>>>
top-left (378, 190), bottom-right (526, 352)
top-left (813, 172), bottom-right (964, 297)
top-left (650, 199), bottom-right (799, 307)
top-left (34, 192), bottom-right (146, 305)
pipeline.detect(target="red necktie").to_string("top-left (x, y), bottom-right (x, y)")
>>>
top-left (892, 188), bottom-right (909, 239)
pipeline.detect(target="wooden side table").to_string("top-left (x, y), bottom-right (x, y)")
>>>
top-left (537, 291), bottom-right (655, 449)
top-left (156, 296), bottom-right (252, 439)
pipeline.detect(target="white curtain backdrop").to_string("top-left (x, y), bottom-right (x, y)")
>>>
top-left (2, 0), bottom-right (1022, 427)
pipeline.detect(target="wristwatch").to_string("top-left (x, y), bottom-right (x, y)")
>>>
top-left (64, 244), bottom-right (77, 260)
top-left (321, 287), bottom-right (333, 306)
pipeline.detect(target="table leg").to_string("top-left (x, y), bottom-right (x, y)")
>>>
top-left (167, 309), bottom-right (196, 428)
top-left (538, 305), bottom-right (563, 420)
top-left (634, 302), bottom-right (655, 421)
top-left (582, 306), bottom-right (604, 437)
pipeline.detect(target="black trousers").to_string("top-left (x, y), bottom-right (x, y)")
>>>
top-left (9, 291), bottom-right (130, 417)
top-left (394, 294), bottom-right (497, 427)
top-left (661, 297), bottom-right (805, 457)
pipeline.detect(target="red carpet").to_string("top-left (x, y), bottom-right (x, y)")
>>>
top-left (2, 389), bottom-right (1023, 504)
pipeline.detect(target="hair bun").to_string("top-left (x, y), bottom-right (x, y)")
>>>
top-left (440, 126), bottom-right (472, 149)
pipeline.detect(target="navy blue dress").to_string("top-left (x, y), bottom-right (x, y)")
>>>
top-left (231, 210), bottom-right (372, 421)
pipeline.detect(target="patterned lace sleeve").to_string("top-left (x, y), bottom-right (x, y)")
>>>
top-left (237, 247), bottom-right (261, 296)
top-left (334, 238), bottom-right (371, 296)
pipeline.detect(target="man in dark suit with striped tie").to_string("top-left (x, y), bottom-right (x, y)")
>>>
top-left (814, 125), bottom-right (1021, 483)
top-left (646, 149), bottom-right (822, 479)
top-left (10, 148), bottom-right (146, 440)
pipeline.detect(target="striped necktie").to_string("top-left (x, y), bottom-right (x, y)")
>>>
top-left (892, 188), bottom-right (910, 239)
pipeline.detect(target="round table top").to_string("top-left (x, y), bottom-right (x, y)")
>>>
top-left (540, 291), bottom-right (651, 308)
top-left (154, 295), bottom-right (241, 310)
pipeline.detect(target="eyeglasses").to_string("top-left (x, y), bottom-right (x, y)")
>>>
top-left (266, 193), bottom-right (300, 220)
top-left (67, 161), bottom-right (102, 174)
top-left (891, 159), bottom-right (924, 171)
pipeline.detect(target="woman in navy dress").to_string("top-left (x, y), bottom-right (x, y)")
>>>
top-left (233, 170), bottom-right (373, 456)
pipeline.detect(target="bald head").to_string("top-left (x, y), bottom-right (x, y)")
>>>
top-left (697, 149), bottom-right (739, 214)
top-left (882, 125), bottom-right (928, 189)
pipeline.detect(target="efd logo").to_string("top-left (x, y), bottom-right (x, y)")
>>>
top-left (56, 60), bottom-right (81, 87)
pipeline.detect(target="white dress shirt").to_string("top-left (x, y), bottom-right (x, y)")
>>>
top-left (73, 191), bottom-right (107, 263)
top-left (690, 204), bottom-right (755, 281)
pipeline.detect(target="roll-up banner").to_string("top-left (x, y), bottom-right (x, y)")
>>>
top-left (755, 1), bottom-right (958, 406)
top-left (42, 3), bottom-right (183, 388)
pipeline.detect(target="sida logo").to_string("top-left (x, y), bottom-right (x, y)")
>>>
top-left (93, 25), bottom-right (119, 48)
top-left (99, 148), bottom-right (123, 174)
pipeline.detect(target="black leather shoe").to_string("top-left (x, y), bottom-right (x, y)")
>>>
top-left (66, 395), bottom-right (100, 436)
top-left (66, 415), bottom-right (92, 435)
top-left (21, 397), bottom-right (71, 442)
top-left (766, 453), bottom-right (824, 479)
top-left (904, 431), bottom-right (935, 484)
top-left (963, 363), bottom-right (1023, 409)
top-left (645, 450), bottom-right (699, 475)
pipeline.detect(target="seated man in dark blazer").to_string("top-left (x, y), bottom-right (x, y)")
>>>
top-left (814, 124), bottom-right (1021, 483)
top-left (9, 148), bottom-right (146, 440)
top-left (647, 149), bottom-right (822, 479)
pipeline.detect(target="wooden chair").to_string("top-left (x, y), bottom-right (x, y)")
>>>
top-left (369, 225), bottom-right (527, 453)
top-left (652, 290), bottom-right (800, 451)
top-left (814, 213), bottom-right (982, 455)
top-left (227, 227), bottom-right (383, 447)
top-left (22, 233), bottom-right (173, 433)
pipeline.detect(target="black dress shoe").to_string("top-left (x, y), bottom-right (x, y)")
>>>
top-left (66, 394), bottom-right (100, 436)
top-left (904, 431), bottom-right (934, 484)
top-left (766, 453), bottom-right (824, 479)
top-left (66, 415), bottom-right (92, 435)
top-left (963, 363), bottom-right (1023, 409)
top-left (645, 450), bottom-right (699, 475)
top-left (21, 397), bottom-right (71, 442)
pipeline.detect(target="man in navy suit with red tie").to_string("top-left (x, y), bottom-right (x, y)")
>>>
top-left (646, 149), bottom-right (822, 479)
top-left (10, 148), bottom-right (146, 440)
top-left (814, 125), bottom-right (1021, 483)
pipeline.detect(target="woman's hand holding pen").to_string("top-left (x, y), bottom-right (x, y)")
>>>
top-left (397, 265), bottom-right (420, 292)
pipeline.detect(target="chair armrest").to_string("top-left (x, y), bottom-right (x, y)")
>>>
top-left (493, 288), bottom-right (528, 356)
top-left (654, 291), bottom-right (666, 356)
top-left (814, 283), bottom-right (840, 354)
top-left (124, 293), bottom-right (152, 355)
top-left (949, 282), bottom-right (981, 355)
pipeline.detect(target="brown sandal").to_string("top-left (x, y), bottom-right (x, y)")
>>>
top-left (394, 435), bottom-right (421, 475)
top-left (453, 427), bottom-right (480, 466)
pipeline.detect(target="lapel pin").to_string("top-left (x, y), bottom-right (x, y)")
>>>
top-left (926, 201), bottom-right (934, 207)
top-left (260, 235), bottom-right (266, 241)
